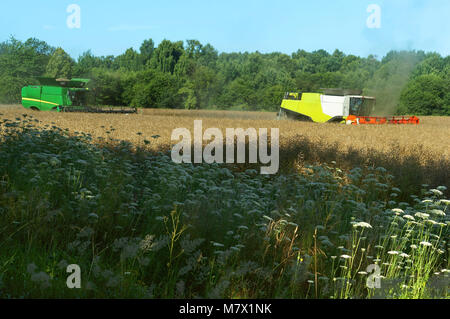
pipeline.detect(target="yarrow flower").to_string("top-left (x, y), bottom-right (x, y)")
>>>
top-left (415, 212), bottom-right (429, 219)
top-left (403, 214), bottom-right (415, 221)
top-left (430, 209), bottom-right (445, 216)
top-left (340, 254), bottom-right (352, 260)
top-left (352, 221), bottom-right (372, 229)
top-left (31, 271), bottom-right (51, 288)
top-left (430, 189), bottom-right (443, 196)
top-left (420, 241), bottom-right (432, 247)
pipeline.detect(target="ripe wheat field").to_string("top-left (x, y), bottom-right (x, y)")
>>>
top-left (1, 104), bottom-right (449, 194)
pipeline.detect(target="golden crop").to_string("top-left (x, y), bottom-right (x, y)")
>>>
top-left (2, 105), bottom-right (448, 156)
top-left (1, 105), bottom-right (449, 191)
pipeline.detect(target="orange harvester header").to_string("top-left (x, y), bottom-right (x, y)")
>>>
top-left (346, 115), bottom-right (420, 125)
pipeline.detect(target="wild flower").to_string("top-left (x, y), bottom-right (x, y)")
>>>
top-left (419, 241), bottom-right (432, 247)
top-left (430, 209), bottom-right (445, 216)
top-left (139, 235), bottom-right (155, 252)
top-left (430, 189), bottom-right (443, 196)
top-left (415, 212), bottom-right (430, 219)
top-left (31, 272), bottom-right (51, 288)
top-left (340, 255), bottom-right (351, 260)
top-left (352, 221), bottom-right (372, 229)
top-left (388, 251), bottom-right (399, 255)
top-left (403, 214), bottom-right (415, 221)
top-left (121, 244), bottom-right (139, 259)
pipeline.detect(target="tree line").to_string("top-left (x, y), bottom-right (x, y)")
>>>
top-left (0, 36), bottom-right (449, 115)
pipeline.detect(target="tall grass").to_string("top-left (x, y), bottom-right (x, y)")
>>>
top-left (0, 115), bottom-right (448, 298)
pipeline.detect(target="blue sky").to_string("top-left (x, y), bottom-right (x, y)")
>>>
top-left (1, 0), bottom-right (449, 59)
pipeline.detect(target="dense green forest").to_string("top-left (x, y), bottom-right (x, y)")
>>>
top-left (0, 36), bottom-right (449, 115)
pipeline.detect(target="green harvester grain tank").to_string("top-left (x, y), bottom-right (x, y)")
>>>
top-left (21, 78), bottom-right (137, 113)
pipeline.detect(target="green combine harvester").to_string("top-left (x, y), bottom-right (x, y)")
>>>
top-left (21, 77), bottom-right (137, 113)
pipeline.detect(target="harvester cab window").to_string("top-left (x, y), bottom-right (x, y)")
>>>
top-left (284, 92), bottom-right (302, 100)
top-left (348, 97), bottom-right (375, 116)
top-left (68, 89), bottom-right (88, 106)
top-left (349, 97), bottom-right (363, 115)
